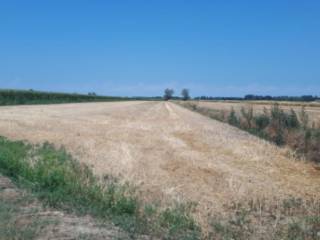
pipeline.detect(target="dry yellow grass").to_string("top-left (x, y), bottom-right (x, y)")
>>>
top-left (0, 101), bottom-right (319, 227)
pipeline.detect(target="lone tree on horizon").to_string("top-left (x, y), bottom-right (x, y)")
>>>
top-left (163, 88), bottom-right (174, 101)
top-left (181, 88), bottom-right (190, 101)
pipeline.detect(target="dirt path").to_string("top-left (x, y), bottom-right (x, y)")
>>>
top-left (0, 101), bottom-right (319, 225)
top-left (0, 174), bottom-right (138, 240)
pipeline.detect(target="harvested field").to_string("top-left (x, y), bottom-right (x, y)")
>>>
top-left (196, 100), bottom-right (320, 125)
top-left (0, 101), bottom-right (319, 227)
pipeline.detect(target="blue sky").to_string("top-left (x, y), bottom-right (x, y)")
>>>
top-left (0, 1), bottom-right (319, 97)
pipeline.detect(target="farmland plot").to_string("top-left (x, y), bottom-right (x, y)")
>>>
top-left (0, 101), bottom-right (319, 227)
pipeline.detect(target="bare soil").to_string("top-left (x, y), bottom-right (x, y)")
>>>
top-left (0, 101), bottom-right (319, 226)
top-left (0, 174), bottom-right (135, 240)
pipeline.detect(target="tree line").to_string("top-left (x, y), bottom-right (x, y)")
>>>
top-left (194, 95), bottom-right (319, 102)
top-left (244, 94), bottom-right (318, 102)
top-left (163, 89), bottom-right (319, 102)
top-left (163, 88), bottom-right (190, 101)
top-left (0, 88), bottom-right (318, 106)
top-left (0, 89), bottom-right (133, 106)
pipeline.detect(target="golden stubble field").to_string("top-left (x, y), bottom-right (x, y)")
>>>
top-left (0, 101), bottom-right (319, 226)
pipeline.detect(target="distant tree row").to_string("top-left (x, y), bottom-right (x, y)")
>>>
top-left (244, 94), bottom-right (318, 102)
top-left (0, 89), bottom-right (131, 106)
top-left (194, 96), bottom-right (243, 101)
top-left (194, 95), bottom-right (319, 102)
top-left (163, 88), bottom-right (190, 101)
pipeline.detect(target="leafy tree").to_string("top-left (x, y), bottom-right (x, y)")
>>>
top-left (181, 89), bottom-right (190, 101)
top-left (163, 88), bottom-right (174, 101)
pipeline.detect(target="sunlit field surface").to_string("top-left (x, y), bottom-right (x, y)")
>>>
top-left (0, 101), bottom-right (319, 233)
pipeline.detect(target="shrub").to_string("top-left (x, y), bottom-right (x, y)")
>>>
top-left (254, 114), bottom-right (270, 130)
top-left (300, 106), bottom-right (309, 129)
top-left (240, 107), bottom-right (253, 129)
top-left (228, 108), bottom-right (240, 126)
top-left (304, 129), bottom-right (320, 163)
top-left (285, 109), bottom-right (300, 129)
top-left (268, 104), bottom-right (289, 145)
top-left (270, 103), bottom-right (281, 118)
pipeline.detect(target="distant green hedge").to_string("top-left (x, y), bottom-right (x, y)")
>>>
top-left (0, 89), bottom-right (131, 105)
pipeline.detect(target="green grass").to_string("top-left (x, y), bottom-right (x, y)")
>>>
top-left (0, 136), bottom-right (201, 239)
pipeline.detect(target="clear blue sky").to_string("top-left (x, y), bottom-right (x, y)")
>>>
top-left (1, 1), bottom-right (319, 97)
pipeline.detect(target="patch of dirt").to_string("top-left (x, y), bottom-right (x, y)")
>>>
top-left (0, 175), bottom-right (142, 240)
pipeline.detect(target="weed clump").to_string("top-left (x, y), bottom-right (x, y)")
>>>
top-left (240, 107), bottom-right (253, 129)
top-left (228, 108), bottom-right (240, 126)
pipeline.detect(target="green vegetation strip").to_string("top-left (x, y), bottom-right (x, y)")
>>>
top-left (0, 89), bottom-right (162, 106)
top-left (0, 89), bottom-right (129, 106)
top-left (0, 137), bottom-right (200, 239)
